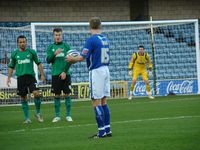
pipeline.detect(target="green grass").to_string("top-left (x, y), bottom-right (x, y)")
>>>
top-left (0, 95), bottom-right (200, 150)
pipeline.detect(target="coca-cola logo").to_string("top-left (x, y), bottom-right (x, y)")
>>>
top-left (167, 80), bottom-right (193, 94)
top-left (133, 82), bottom-right (160, 95)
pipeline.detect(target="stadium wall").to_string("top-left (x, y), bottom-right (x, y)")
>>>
top-left (0, 0), bottom-right (199, 22)
top-left (148, 0), bottom-right (200, 20)
top-left (0, 0), bottom-right (130, 21)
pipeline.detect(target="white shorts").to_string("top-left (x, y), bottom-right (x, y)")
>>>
top-left (89, 66), bottom-right (110, 99)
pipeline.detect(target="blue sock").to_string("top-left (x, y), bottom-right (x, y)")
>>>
top-left (102, 104), bottom-right (111, 133)
top-left (94, 105), bottom-right (105, 136)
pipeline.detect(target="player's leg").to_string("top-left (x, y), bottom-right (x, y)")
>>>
top-left (89, 68), bottom-right (106, 138)
top-left (129, 70), bottom-right (139, 99)
top-left (142, 71), bottom-right (154, 99)
top-left (52, 75), bottom-right (62, 122)
top-left (17, 75), bottom-right (31, 124)
top-left (101, 97), bottom-right (112, 137)
top-left (32, 90), bottom-right (44, 122)
top-left (63, 74), bottom-right (73, 122)
top-left (29, 75), bottom-right (44, 122)
top-left (101, 66), bottom-right (112, 136)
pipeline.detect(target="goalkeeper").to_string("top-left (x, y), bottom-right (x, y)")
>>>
top-left (128, 45), bottom-right (154, 99)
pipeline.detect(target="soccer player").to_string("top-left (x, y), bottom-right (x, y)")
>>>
top-left (7, 35), bottom-right (45, 124)
top-left (46, 28), bottom-right (73, 122)
top-left (67, 17), bottom-right (112, 138)
top-left (128, 45), bottom-right (154, 99)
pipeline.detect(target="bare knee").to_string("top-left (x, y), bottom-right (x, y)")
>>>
top-left (101, 96), bottom-right (107, 105)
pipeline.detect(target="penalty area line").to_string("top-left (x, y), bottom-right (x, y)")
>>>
top-left (7, 115), bottom-right (200, 133)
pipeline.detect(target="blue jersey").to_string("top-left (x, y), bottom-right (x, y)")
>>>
top-left (81, 34), bottom-right (110, 70)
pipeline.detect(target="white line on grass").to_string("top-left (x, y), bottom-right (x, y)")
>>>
top-left (7, 115), bottom-right (200, 133)
top-left (1, 96), bottom-right (199, 113)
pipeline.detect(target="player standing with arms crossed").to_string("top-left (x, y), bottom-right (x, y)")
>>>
top-left (128, 45), bottom-right (154, 99)
top-left (46, 28), bottom-right (73, 122)
top-left (7, 35), bottom-right (45, 124)
top-left (67, 17), bottom-right (112, 138)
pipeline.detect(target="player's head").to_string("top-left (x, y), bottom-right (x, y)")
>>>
top-left (17, 35), bottom-right (27, 50)
top-left (89, 17), bottom-right (101, 33)
top-left (138, 45), bottom-right (144, 54)
top-left (53, 28), bottom-right (62, 43)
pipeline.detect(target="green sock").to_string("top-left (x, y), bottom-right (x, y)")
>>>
top-left (54, 98), bottom-right (61, 117)
top-left (34, 97), bottom-right (41, 114)
top-left (21, 101), bottom-right (29, 120)
top-left (65, 96), bottom-right (71, 117)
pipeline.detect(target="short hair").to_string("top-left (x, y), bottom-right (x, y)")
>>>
top-left (138, 45), bottom-right (144, 49)
top-left (53, 28), bottom-right (62, 33)
top-left (17, 35), bottom-right (26, 42)
top-left (89, 17), bottom-right (101, 29)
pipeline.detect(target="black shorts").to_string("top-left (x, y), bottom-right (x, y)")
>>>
top-left (17, 75), bottom-right (38, 97)
top-left (52, 74), bottom-right (71, 95)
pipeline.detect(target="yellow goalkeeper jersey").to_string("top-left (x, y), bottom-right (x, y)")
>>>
top-left (128, 52), bottom-right (152, 70)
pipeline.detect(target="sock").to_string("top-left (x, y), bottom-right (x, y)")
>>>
top-left (65, 96), bottom-right (71, 117)
top-left (54, 97), bottom-right (61, 117)
top-left (21, 100), bottom-right (29, 120)
top-left (34, 97), bottom-right (41, 114)
top-left (146, 82), bottom-right (151, 93)
top-left (102, 104), bottom-right (111, 133)
top-left (130, 83), bottom-right (135, 91)
top-left (94, 105), bottom-right (105, 136)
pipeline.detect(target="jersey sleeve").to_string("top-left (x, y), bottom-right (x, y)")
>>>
top-left (81, 38), bottom-right (93, 68)
top-left (46, 44), bottom-right (55, 64)
top-left (31, 49), bottom-right (41, 65)
top-left (146, 53), bottom-right (152, 69)
top-left (8, 51), bottom-right (16, 68)
top-left (81, 38), bottom-right (93, 58)
top-left (128, 53), bottom-right (136, 69)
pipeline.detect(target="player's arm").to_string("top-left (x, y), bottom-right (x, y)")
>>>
top-left (32, 50), bottom-right (45, 81)
top-left (146, 53), bottom-right (153, 71)
top-left (67, 39), bottom-right (92, 63)
top-left (46, 45), bottom-right (58, 64)
top-left (128, 53), bottom-right (136, 70)
top-left (7, 52), bottom-right (16, 87)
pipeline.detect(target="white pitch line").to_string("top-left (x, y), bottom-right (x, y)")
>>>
top-left (1, 97), bottom-right (200, 113)
top-left (7, 115), bottom-right (200, 133)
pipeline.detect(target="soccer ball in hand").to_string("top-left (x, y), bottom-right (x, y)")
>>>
top-left (66, 49), bottom-right (80, 57)
top-left (66, 49), bottom-right (80, 64)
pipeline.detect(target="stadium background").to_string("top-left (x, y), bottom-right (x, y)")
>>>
top-left (0, 0), bottom-right (200, 21)
top-left (0, 0), bottom-right (200, 104)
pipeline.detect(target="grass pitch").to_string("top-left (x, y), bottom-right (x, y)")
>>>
top-left (0, 95), bottom-right (200, 150)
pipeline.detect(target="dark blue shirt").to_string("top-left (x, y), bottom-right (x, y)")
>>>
top-left (81, 34), bottom-right (110, 70)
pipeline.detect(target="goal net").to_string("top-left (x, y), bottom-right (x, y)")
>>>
top-left (0, 19), bottom-right (199, 105)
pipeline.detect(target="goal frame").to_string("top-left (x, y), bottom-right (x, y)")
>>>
top-left (31, 19), bottom-right (200, 94)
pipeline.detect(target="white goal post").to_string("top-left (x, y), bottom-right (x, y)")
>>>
top-left (30, 19), bottom-right (200, 95)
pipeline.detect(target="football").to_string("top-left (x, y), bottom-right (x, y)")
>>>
top-left (66, 49), bottom-right (80, 57)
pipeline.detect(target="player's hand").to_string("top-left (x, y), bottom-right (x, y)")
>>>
top-left (7, 78), bottom-right (11, 87)
top-left (128, 70), bottom-right (132, 76)
top-left (54, 48), bottom-right (62, 55)
top-left (149, 71), bottom-right (153, 77)
top-left (66, 55), bottom-right (74, 62)
top-left (60, 72), bottom-right (66, 80)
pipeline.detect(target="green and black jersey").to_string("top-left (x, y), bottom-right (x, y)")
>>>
top-left (46, 42), bottom-right (71, 76)
top-left (8, 48), bottom-right (41, 77)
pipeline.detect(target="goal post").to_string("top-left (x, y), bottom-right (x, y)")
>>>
top-left (31, 19), bottom-right (200, 95)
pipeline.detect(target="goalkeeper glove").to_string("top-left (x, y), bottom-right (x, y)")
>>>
top-left (148, 70), bottom-right (153, 77)
top-left (128, 70), bottom-right (132, 76)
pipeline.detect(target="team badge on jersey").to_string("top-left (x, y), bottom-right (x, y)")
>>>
top-left (82, 48), bottom-right (89, 55)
